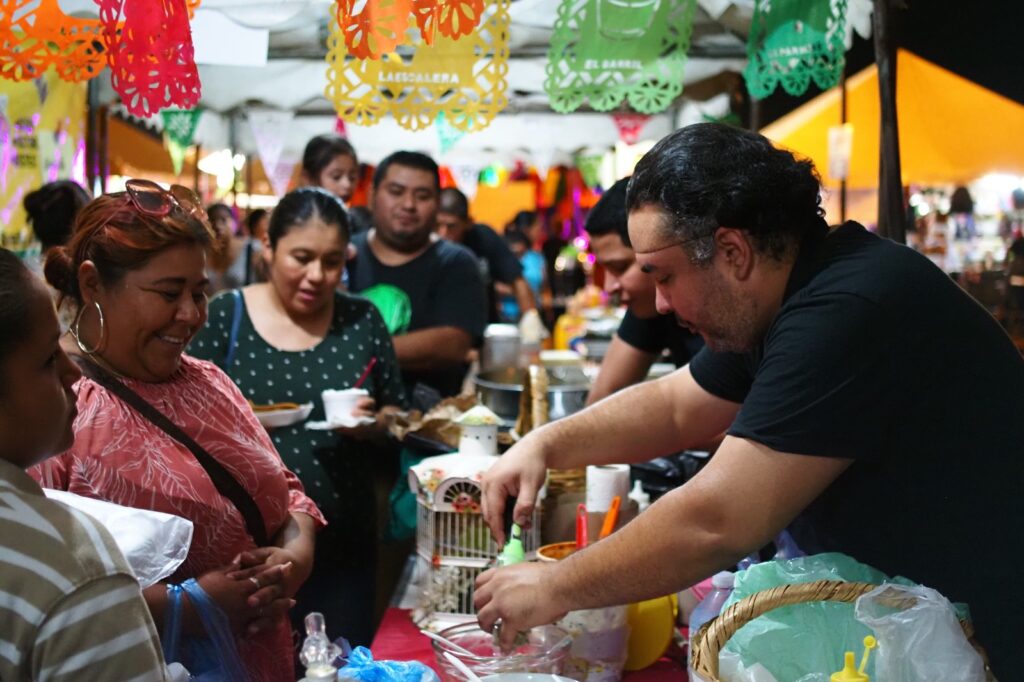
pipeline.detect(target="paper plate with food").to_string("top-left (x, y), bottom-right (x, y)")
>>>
top-left (249, 401), bottom-right (314, 428)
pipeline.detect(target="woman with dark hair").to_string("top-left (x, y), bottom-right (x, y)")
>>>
top-left (0, 249), bottom-right (169, 680)
top-left (246, 208), bottom-right (270, 241)
top-left (23, 181), bottom-right (92, 329)
top-left (207, 202), bottom-right (263, 292)
top-left (190, 186), bottom-right (405, 647)
top-left (23, 180), bottom-right (91, 255)
top-left (33, 180), bottom-right (325, 681)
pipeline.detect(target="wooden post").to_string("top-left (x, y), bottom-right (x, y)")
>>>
top-left (840, 65), bottom-right (848, 224)
top-left (192, 143), bottom-right (202, 195)
top-left (873, 0), bottom-right (906, 243)
top-left (85, 80), bottom-right (99, 194)
top-left (98, 103), bottom-right (109, 194)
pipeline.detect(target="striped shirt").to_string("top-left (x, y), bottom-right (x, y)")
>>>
top-left (0, 458), bottom-right (169, 681)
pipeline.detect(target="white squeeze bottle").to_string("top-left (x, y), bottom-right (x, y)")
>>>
top-left (686, 571), bottom-right (735, 681)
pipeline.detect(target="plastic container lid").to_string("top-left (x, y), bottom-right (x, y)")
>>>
top-left (710, 571), bottom-right (735, 589)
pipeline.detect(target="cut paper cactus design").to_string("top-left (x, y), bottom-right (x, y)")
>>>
top-left (596, 0), bottom-right (661, 41)
top-left (545, 0), bottom-right (697, 114)
top-left (326, 0), bottom-right (508, 132)
top-left (335, 0), bottom-right (486, 60)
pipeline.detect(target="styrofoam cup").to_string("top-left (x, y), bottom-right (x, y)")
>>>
top-left (322, 388), bottom-right (369, 424)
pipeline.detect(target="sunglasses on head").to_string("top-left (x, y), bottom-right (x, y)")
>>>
top-left (122, 178), bottom-right (208, 223)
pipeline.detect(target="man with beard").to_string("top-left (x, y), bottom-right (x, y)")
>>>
top-left (474, 124), bottom-right (1022, 678)
top-left (348, 151), bottom-right (487, 398)
top-left (585, 177), bottom-right (704, 405)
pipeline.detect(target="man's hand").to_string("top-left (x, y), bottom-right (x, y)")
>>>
top-left (474, 563), bottom-right (569, 650)
top-left (480, 435), bottom-right (549, 545)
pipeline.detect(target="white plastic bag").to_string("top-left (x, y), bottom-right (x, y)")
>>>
top-left (44, 489), bottom-right (193, 588)
top-left (854, 584), bottom-right (986, 682)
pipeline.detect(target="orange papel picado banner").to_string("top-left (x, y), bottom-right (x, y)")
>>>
top-left (0, 0), bottom-right (203, 116)
top-left (334, 0), bottom-right (486, 60)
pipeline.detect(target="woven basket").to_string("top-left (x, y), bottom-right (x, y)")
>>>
top-left (689, 580), bottom-right (990, 682)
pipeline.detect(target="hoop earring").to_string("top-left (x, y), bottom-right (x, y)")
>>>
top-left (72, 301), bottom-right (106, 356)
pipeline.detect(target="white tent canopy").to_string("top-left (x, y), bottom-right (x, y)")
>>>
top-left (60, 0), bottom-right (755, 160)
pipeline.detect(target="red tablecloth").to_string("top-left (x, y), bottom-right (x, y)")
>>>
top-left (370, 608), bottom-right (688, 681)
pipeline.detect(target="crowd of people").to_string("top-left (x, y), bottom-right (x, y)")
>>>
top-left (3, 124), bottom-right (1021, 679)
top-left (4, 133), bottom-right (577, 679)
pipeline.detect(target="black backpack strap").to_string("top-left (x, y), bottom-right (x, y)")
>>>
top-left (76, 357), bottom-right (270, 547)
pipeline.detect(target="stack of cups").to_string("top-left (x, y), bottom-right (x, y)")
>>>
top-left (537, 547), bottom-right (630, 682)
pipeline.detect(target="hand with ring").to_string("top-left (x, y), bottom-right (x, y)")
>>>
top-left (226, 560), bottom-right (295, 636)
top-left (194, 562), bottom-right (290, 637)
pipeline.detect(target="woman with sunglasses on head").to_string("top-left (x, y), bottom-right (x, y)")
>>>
top-left (32, 179), bottom-right (326, 681)
top-left (0, 249), bottom-right (170, 680)
top-left (191, 187), bottom-right (405, 647)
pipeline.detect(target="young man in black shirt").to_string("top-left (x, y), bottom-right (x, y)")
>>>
top-left (475, 124), bottom-right (1022, 677)
top-left (347, 152), bottom-right (487, 398)
top-left (437, 187), bottom-right (537, 322)
top-left (585, 177), bottom-right (704, 405)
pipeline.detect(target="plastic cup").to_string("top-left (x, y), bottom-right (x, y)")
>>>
top-left (321, 388), bottom-right (369, 424)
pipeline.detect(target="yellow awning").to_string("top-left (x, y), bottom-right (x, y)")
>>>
top-left (761, 50), bottom-right (1024, 189)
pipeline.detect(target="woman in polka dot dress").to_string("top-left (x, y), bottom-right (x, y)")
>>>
top-left (190, 188), bottom-right (406, 649)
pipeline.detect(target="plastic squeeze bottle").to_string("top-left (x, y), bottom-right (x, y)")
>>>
top-left (686, 571), bottom-right (735, 679)
top-left (299, 612), bottom-right (341, 682)
top-left (497, 523), bottom-right (525, 566)
top-left (628, 480), bottom-right (650, 513)
top-left (830, 636), bottom-right (877, 681)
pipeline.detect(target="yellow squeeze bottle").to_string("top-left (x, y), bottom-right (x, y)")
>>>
top-left (830, 636), bottom-right (877, 682)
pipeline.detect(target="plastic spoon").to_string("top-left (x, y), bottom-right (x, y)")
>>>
top-left (598, 495), bottom-right (621, 540)
top-left (420, 629), bottom-right (476, 657)
top-left (443, 651), bottom-right (484, 682)
top-left (576, 503), bottom-right (589, 549)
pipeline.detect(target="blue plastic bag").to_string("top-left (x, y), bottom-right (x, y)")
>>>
top-left (341, 646), bottom-right (440, 682)
top-left (163, 579), bottom-right (249, 682)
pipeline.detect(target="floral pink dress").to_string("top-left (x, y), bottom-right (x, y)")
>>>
top-left (31, 355), bottom-right (326, 681)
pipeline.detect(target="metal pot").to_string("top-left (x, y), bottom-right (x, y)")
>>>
top-left (474, 367), bottom-right (590, 424)
top-left (481, 324), bottom-right (521, 372)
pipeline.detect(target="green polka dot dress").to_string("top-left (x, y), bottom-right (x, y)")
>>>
top-left (191, 289), bottom-right (406, 644)
top-left (190, 290), bottom-right (406, 544)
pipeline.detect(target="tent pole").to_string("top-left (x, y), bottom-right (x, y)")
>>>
top-left (85, 80), bottom-right (99, 195)
top-left (840, 63), bottom-right (848, 223)
top-left (873, 0), bottom-right (905, 243)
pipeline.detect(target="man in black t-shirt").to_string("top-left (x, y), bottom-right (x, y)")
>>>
top-left (474, 124), bottom-right (1022, 677)
top-left (585, 177), bottom-right (704, 405)
top-left (437, 188), bottom-right (537, 322)
top-left (347, 152), bottom-right (487, 398)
